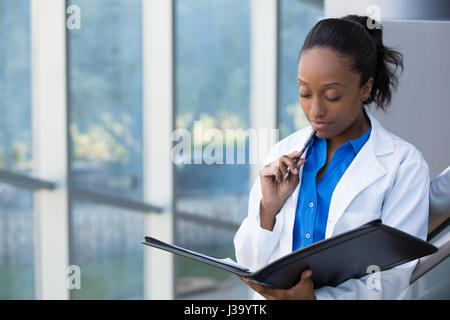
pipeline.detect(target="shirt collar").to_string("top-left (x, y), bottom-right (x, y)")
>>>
top-left (348, 126), bottom-right (372, 154)
top-left (307, 125), bottom-right (372, 155)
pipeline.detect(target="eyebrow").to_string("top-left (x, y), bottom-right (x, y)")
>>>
top-left (297, 79), bottom-right (345, 87)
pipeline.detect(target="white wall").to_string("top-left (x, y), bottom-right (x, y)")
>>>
top-left (373, 20), bottom-right (450, 179)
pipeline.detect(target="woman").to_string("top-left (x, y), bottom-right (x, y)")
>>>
top-left (234, 15), bottom-right (430, 300)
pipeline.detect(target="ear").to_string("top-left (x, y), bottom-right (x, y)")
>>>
top-left (360, 77), bottom-right (374, 102)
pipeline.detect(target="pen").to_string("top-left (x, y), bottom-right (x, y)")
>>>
top-left (283, 130), bottom-right (316, 181)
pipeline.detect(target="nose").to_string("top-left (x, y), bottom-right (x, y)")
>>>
top-left (308, 97), bottom-right (327, 120)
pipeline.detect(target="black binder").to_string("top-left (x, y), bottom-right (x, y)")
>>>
top-left (142, 219), bottom-right (437, 289)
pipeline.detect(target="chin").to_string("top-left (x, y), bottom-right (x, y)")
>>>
top-left (314, 131), bottom-right (329, 139)
top-left (311, 127), bottom-right (333, 139)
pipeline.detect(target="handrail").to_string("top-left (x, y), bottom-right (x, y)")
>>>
top-left (0, 169), bottom-right (164, 214)
top-left (0, 169), bottom-right (56, 190)
top-left (428, 216), bottom-right (450, 241)
top-left (410, 227), bottom-right (449, 284)
top-left (176, 210), bottom-right (241, 231)
top-left (71, 187), bottom-right (164, 213)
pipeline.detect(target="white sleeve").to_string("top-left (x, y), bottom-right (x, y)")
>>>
top-left (315, 152), bottom-right (430, 300)
top-left (430, 166), bottom-right (450, 215)
top-left (234, 142), bottom-right (286, 271)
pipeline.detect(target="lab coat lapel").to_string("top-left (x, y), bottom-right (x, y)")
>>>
top-left (325, 143), bottom-right (387, 238)
top-left (325, 111), bottom-right (394, 238)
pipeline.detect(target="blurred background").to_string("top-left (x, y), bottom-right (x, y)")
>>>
top-left (0, 0), bottom-right (448, 300)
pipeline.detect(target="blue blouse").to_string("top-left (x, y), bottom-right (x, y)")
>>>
top-left (292, 126), bottom-right (372, 251)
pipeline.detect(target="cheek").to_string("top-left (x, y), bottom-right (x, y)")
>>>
top-left (341, 96), bottom-right (363, 120)
top-left (331, 102), bottom-right (356, 127)
top-left (299, 99), bottom-right (308, 109)
top-left (327, 100), bottom-right (362, 134)
top-left (299, 98), bottom-right (309, 113)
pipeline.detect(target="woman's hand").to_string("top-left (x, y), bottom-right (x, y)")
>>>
top-left (259, 151), bottom-right (306, 230)
top-left (240, 269), bottom-right (316, 300)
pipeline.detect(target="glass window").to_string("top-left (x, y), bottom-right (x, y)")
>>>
top-left (0, 183), bottom-right (34, 299)
top-left (278, 0), bottom-right (323, 139)
top-left (175, 220), bottom-right (248, 299)
top-left (0, 0), bottom-right (32, 174)
top-left (0, 0), bottom-right (34, 300)
top-left (70, 201), bottom-right (144, 299)
top-left (67, 0), bottom-right (144, 300)
top-left (174, 0), bottom-right (250, 298)
top-left (67, 0), bottom-right (143, 201)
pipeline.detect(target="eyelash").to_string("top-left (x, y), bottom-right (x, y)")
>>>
top-left (300, 94), bottom-right (341, 102)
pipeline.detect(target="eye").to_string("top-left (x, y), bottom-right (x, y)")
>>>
top-left (300, 94), bottom-right (311, 98)
top-left (326, 96), bottom-right (341, 102)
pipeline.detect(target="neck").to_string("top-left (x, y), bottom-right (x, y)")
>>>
top-left (327, 108), bottom-right (371, 149)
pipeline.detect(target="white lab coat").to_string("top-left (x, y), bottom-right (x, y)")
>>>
top-left (234, 110), bottom-right (430, 300)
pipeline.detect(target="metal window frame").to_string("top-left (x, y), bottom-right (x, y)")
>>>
top-left (142, 0), bottom-right (175, 300)
top-left (70, 188), bottom-right (163, 214)
top-left (250, 0), bottom-right (279, 185)
top-left (31, 0), bottom-right (70, 300)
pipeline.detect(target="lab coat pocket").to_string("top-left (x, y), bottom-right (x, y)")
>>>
top-left (333, 211), bottom-right (381, 236)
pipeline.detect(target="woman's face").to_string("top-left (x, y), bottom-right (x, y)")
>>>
top-left (297, 47), bottom-right (373, 139)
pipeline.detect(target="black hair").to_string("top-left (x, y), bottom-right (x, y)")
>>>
top-left (299, 14), bottom-right (404, 111)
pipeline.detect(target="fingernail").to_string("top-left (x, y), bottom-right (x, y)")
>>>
top-left (294, 168), bottom-right (298, 174)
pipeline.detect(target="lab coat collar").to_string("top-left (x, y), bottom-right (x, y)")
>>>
top-left (366, 110), bottom-right (395, 156)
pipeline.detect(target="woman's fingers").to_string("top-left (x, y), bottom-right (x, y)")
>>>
top-left (279, 159), bottom-right (288, 178)
top-left (260, 164), bottom-right (280, 182)
top-left (260, 150), bottom-right (306, 183)
top-left (289, 269), bottom-right (314, 292)
top-left (260, 162), bottom-right (285, 183)
top-left (297, 156), bottom-right (306, 167)
top-left (260, 163), bottom-right (276, 176)
top-left (278, 156), bottom-right (295, 178)
top-left (274, 170), bottom-right (282, 183)
top-left (288, 150), bottom-right (302, 158)
top-left (281, 152), bottom-right (306, 179)
top-left (240, 270), bottom-right (316, 300)
top-left (301, 269), bottom-right (313, 280)
top-left (239, 277), bottom-right (285, 300)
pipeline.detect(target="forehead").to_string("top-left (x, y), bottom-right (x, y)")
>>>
top-left (297, 47), bottom-right (358, 86)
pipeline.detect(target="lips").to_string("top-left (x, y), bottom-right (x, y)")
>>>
top-left (311, 120), bottom-right (332, 130)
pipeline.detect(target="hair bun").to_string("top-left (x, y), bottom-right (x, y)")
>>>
top-left (343, 14), bottom-right (379, 30)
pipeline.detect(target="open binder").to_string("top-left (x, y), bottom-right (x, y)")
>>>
top-left (142, 219), bottom-right (437, 289)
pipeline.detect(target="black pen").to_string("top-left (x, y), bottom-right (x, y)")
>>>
top-left (283, 130), bottom-right (316, 180)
